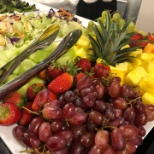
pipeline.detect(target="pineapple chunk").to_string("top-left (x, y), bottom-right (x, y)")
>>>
top-left (142, 60), bottom-right (154, 73)
top-left (115, 62), bottom-right (133, 73)
top-left (138, 53), bottom-right (154, 61)
top-left (139, 76), bottom-right (154, 95)
top-left (131, 58), bottom-right (143, 68)
top-left (110, 68), bottom-right (126, 85)
top-left (142, 92), bottom-right (154, 105)
top-left (125, 66), bottom-right (148, 86)
top-left (129, 49), bottom-right (143, 57)
top-left (76, 34), bottom-right (90, 50)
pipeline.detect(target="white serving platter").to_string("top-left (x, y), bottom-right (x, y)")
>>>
top-left (0, 1), bottom-right (154, 154)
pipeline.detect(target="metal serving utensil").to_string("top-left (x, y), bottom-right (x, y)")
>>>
top-left (0, 24), bottom-right (60, 84)
top-left (0, 29), bottom-right (82, 100)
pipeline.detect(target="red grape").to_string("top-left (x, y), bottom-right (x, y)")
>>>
top-left (42, 105), bottom-right (62, 120)
top-left (46, 135), bottom-right (67, 151)
top-left (95, 130), bottom-right (109, 149)
top-left (12, 125), bottom-right (26, 141)
top-left (80, 132), bottom-right (95, 148)
top-left (28, 117), bottom-right (44, 134)
top-left (111, 129), bottom-right (126, 151)
top-left (38, 121), bottom-right (52, 142)
top-left (89, 111), bottom-right (103, 125)
top-left (119, 124), bottom-right (139, 139)
top-left (62, 103), bottom-right (75, 118)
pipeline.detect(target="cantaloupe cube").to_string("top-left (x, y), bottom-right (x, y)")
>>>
top-left (138, 53), bottom-right (154, 61)
top-left (125, 66), bottom-right (148, 86)
top-left (110, 68), bottom-right (126, 85)
top-left (115, 62), bottom-right (133, 73)
top-left (143, 43), bottom-right (154, 53)
top-left (142, 60), bottom-right (154, 73)
top-left (142, 92), bottom-right (154, 105)
top-left (139, 76), bottom-right (154, 95)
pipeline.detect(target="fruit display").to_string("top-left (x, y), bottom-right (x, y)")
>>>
top-left (0, 8), bottom-right (154, 154)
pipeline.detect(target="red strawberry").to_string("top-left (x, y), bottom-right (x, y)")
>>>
top-left (2, 92), bottom-right (26, 109)
top-left (76, 58), bottom-right (91, 72)
top-left (0, 102), bottom-right (21, 126)
top-left (31, 88), bottom-right (57, 111)
top-left (27, 83), bottom-right (45, 101)
top-left (130, 33), bottom-right (143, 40)
top-left (147, 33), bottom-right (154, 42)
top-left (94, 63), bottom-right (110, 78)
top-left (47, 64), bottom-right (64, 80)
top-left (74, 72), bottom-right (86, 84)
top-left (18, 102), bottom-right (34, 126)
top-left (129, 33), bottom-right (148, 48)
top-left (47, 72), bottom-right (73, 94)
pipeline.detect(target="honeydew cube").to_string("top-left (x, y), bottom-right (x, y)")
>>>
top-left (138, 53), bottom-right (154, 61)
top-left (115, 62), bottom-right (133, 73)
top-left (29, 77), bottom-right (45, 85)
top-left (56, 47), bottom-right (76, 66)
top-left (13, 59), bottom-right (37, 75)
top-left (131, 58), bottom-right (143, 68)
top-left (142, 92), bottom-right (154, 105)
top-left (76, 35), bottom-right (90, 49)
top-left (125, 66), bottom-right (148, 86)
top-left (139, 76), bottom-right (154, 95)
top-left (17, 83), bottom-right (30, 95)
top-left (142, 60), bottom-right (154, 73)
top-left (110, 68), bottom-right (126, 85)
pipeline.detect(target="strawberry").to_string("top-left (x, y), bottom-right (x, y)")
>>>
top-left (94, 63), bottom-right (110, 78)
top-left (74, 72), bottom-right (86, 84)
top-left (76, 58), bottom-right (91, 72)
top-left (0, 102), bottom-right (21, 126)
top-left (130, 33), bottom-right (144, 40)
top-left (47, 63), bottom-right (64, 80)
top-left (47, 72), bottom-right (73, 94)
top-left (147, 33), bottom-right (154, 42)
top-left (18, 102), bottom-right (34, 126)
top-left (129, 33), bottom-right (148, 48)
top-left (31, 88), bottom-right (57, 111)
top-left (2, 92), bottom-right (26, 109)
top-left (27, 83), bottom-right (45, 101)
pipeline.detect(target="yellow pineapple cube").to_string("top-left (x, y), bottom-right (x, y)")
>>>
top-left (129, 49), bottom-right (143, 57)
top-left (76, 35), bottom-right (90, 50)
top-left (138, 53), bottom-right (154, 61)
top-left (148, 72), bottom-right (154, 79)
top-left (131, 58), bottom-right (143, 68)
top-left (139, 76), bottom-right (154, 95)
top-left (110, 68), bottom-right (126, 85)
top-left (142, 92), bottom-right (154, 105)
top-left (125, 66), bottom-right (148, 86)
top-left (142, 60), bottom-right (154, 73)
top-left (115, 62), bottom-right (133, 73)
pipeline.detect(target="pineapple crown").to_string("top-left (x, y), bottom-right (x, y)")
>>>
top-left (88, 10), bottom-right (138, 66)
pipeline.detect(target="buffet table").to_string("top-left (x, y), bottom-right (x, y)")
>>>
top-left (0, 1), bottom-right (154, 154)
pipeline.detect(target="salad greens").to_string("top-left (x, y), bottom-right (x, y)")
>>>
top-left (0, 0), bottom-right (38, 13)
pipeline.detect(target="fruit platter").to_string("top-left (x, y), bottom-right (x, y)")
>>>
top-left (1, 1), bottom-right (154, 154)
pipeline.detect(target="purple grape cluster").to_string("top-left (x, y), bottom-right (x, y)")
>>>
top-left (13, 75), bottom-right (150, 154)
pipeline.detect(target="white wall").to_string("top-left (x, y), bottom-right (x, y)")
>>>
top-left (136, 0), bottom-right (154, 33)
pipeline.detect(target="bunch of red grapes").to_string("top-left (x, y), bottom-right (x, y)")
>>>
top-left (13, 75), bottom-right (154, 154)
